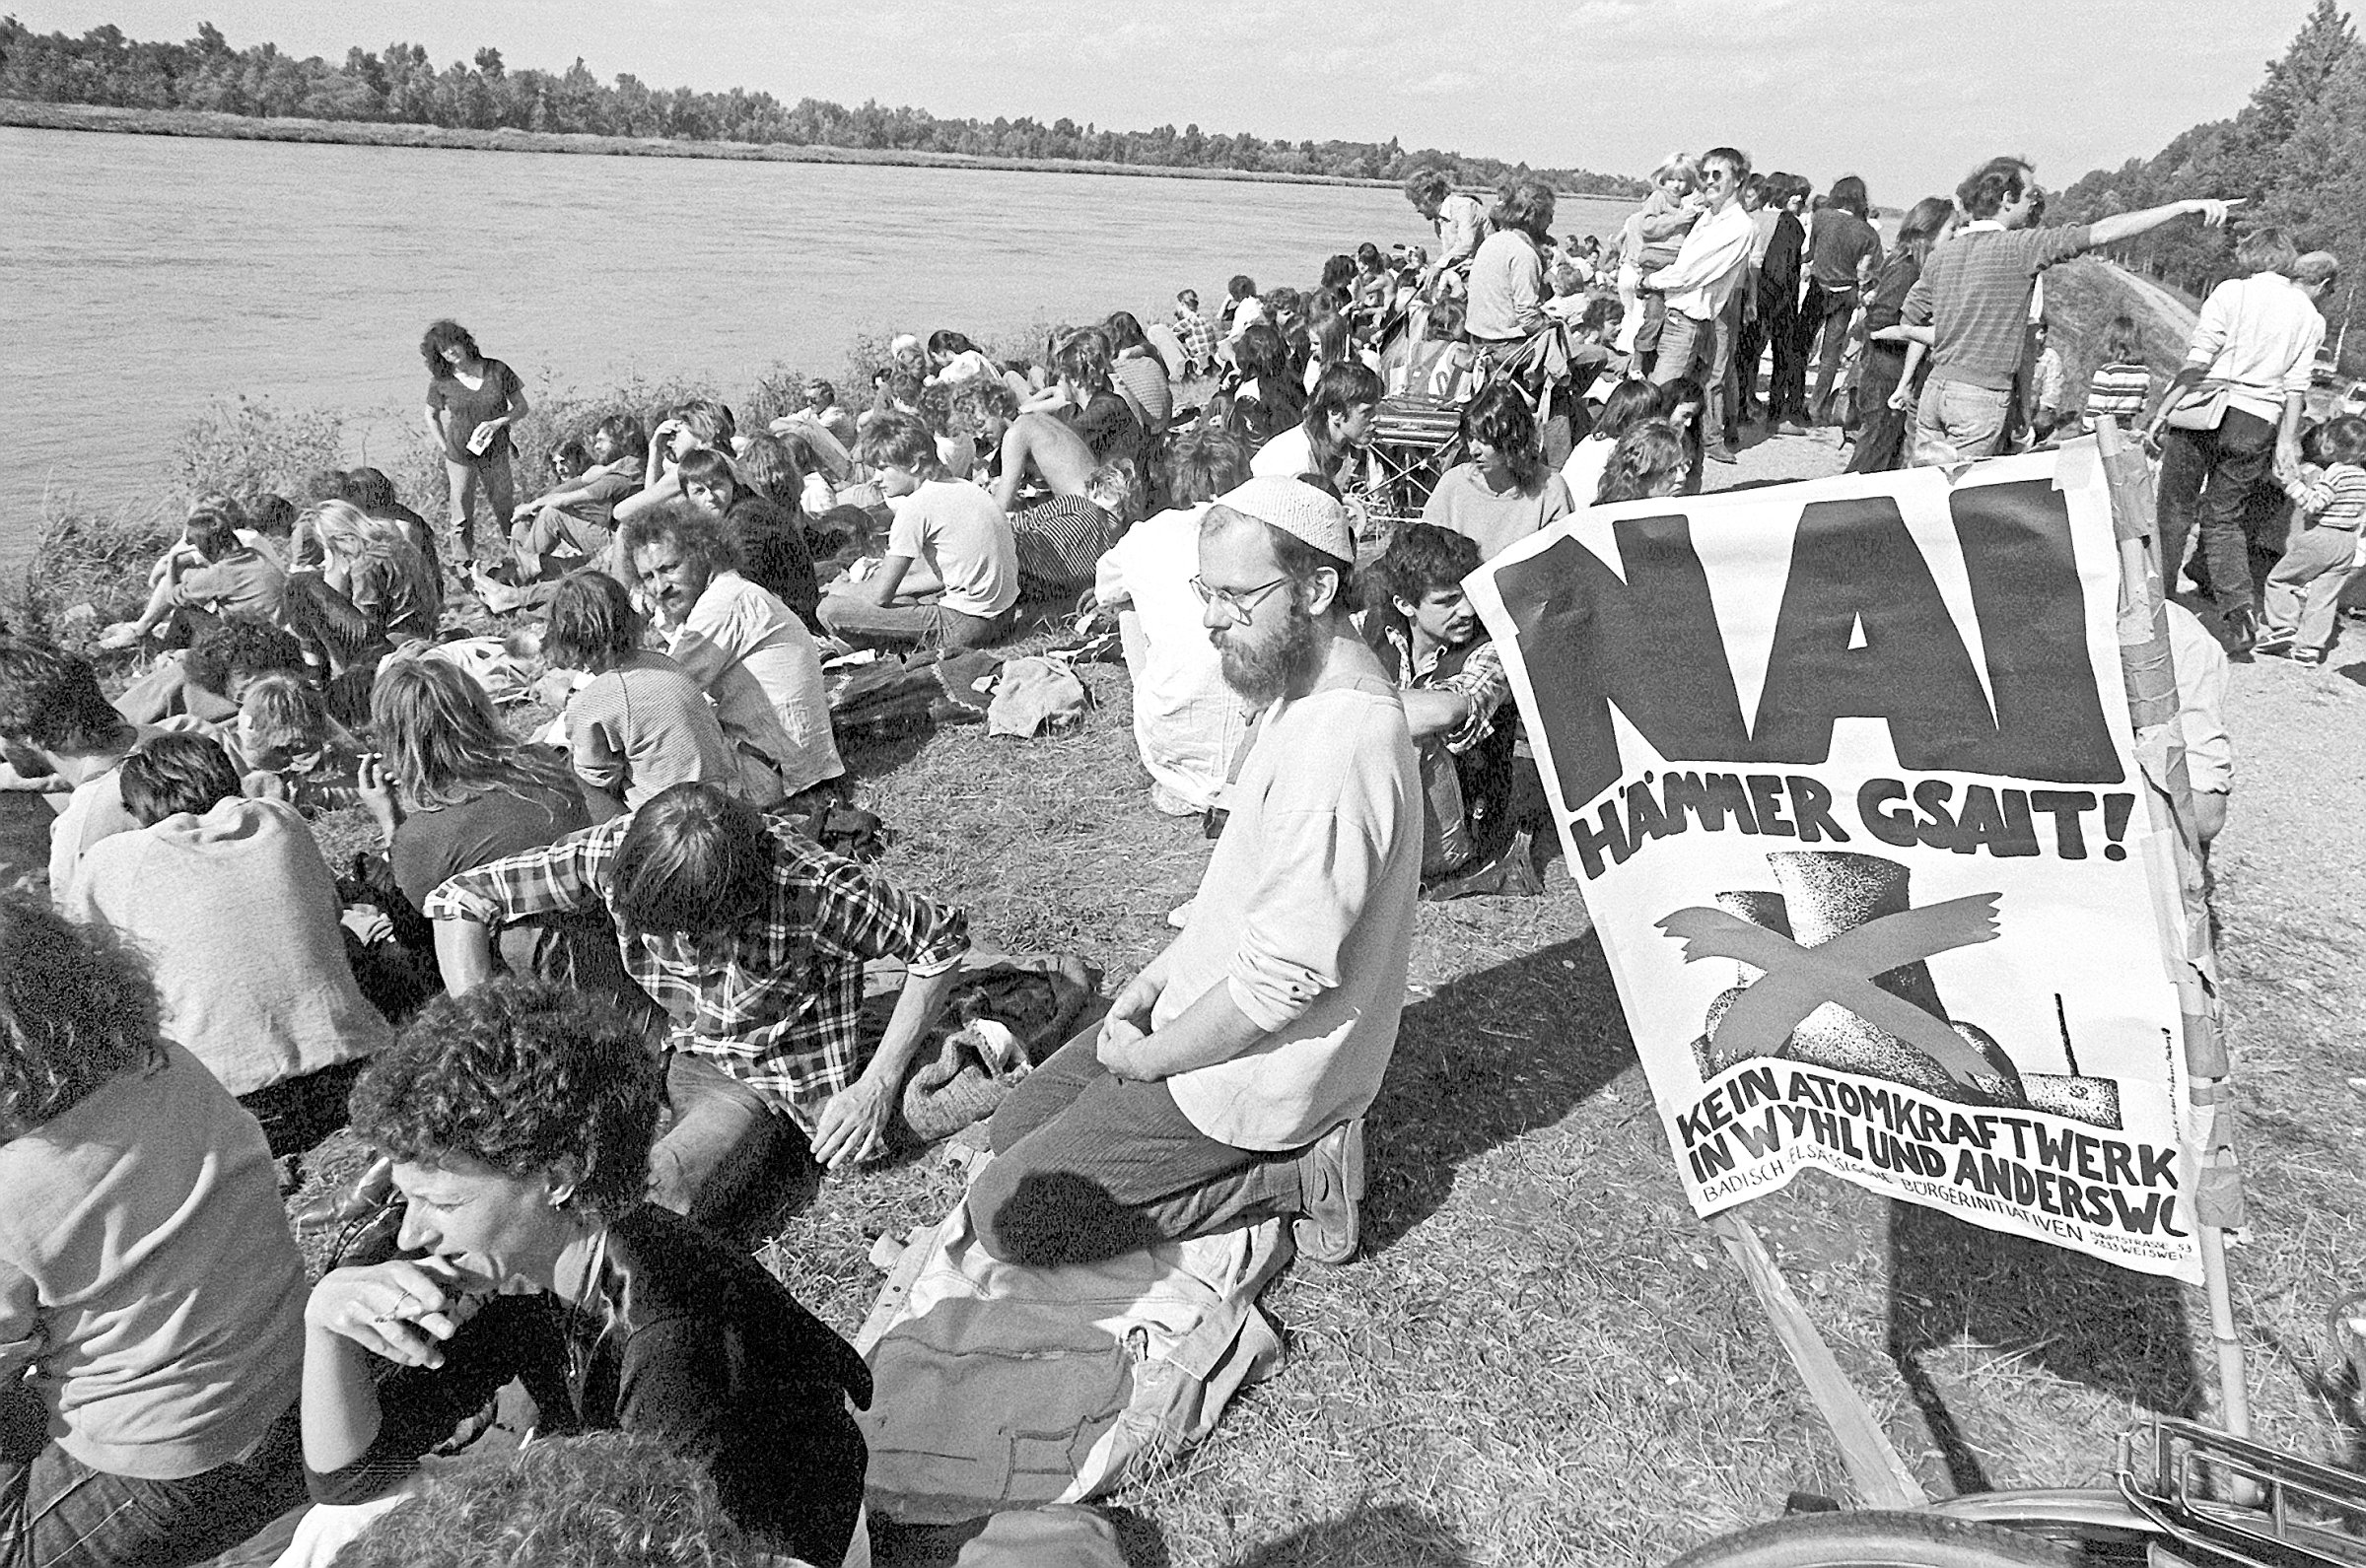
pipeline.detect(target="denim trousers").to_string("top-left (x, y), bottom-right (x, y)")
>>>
top-left (1911, 378), bottom-right (2013, 465)
top-left (2156, 407), bottom-right (2277, 614)
top-left (2262, 524), bottom-right (2362, 651)
top-left (647, 1051), bottom-right (817, 1246)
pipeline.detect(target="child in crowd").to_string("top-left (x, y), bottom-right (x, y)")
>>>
top-left (1386, 295), bottom-right (1474, 401)
top-left (543, 570), bottom-right (760, 816)
top-left (1353, 241), bottom-right (1393, 330)
top-left (2081, 314), bottom-right (2153, 433)
top-left (2259, 415), bottom-right (2366, 665)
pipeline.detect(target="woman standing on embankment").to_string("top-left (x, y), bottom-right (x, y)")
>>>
top-left (419, 319), bottom-right (529, 571)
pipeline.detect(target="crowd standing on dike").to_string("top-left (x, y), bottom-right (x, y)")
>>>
top-left (0, 144), bottom-right (2356, 1568)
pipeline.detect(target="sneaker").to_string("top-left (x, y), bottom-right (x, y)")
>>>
top-left (2283, 646), bottom-right (2327, 665)
top-left (2251, 631), bottom-right (2296, 657)
top-left (1705, 443), bottom-right (1740, 465)
top-left (1292, 1118), bottom-right (1365, 1265)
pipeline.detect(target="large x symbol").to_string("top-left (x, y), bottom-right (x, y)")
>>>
top-left (1657, 895), bottom-right (2003, 1088)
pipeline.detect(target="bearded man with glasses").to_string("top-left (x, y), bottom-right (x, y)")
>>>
top-left (967, 477), bottom-right (1422, 1269)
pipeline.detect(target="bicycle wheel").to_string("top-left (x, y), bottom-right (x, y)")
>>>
top-left (1667, 1511), bottom-right (2082, 1568)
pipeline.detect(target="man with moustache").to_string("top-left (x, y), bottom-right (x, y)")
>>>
top-left (966, 477), bottom-right (1421, 1268)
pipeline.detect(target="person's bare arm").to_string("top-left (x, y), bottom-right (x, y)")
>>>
top-left (1888, 342), bottom-right (1930, 411)
top-left (1097, 974), bottom-right (1265, 1082)
top-left (811, 962), bottom-right (962, 1170)
top-left (844, 554), bottom-right (914, 609)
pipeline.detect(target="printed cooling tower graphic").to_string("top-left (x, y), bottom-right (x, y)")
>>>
top-left (1658, 849), bottom-right (2121, 1128)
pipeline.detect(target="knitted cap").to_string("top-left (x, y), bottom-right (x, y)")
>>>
top-left (1215, 476), bottom-right (1355, 562)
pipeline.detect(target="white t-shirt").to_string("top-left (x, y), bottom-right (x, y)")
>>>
top-left (1091, 503), bottom-right (1247, 812)
top-left (1560, 434), bottom-right (1615, 510)
top-left (1250, 425), bottom-right (1314, 479)
top-left (889, 479), bottom-right (1019, 619)
top-left (668, 571), bottom-right (844, 793)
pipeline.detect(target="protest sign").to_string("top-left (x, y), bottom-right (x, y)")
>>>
top-left (1465, 446), bottom-right (2201, 1282)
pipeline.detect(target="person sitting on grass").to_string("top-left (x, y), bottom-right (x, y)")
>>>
top-left (614, 399), bottom-right (734, 532)
top-left (1594, 419), bottom-right (1693, 505)
top-left (1011, 459), bottom-right (1133, 601)
top-left (677, 444), bottom-right (820, 633)
top-left (0, 636), bottom-right (159, 896)
top-left (112, 616), bottom-right (310, 730)
top-left (502, 412), bottom-right (646, 586)
top-left (1103, 310), bottom-right (1176, 440)
top-left (817, 415), bottom-right (1019, 652)
top-left (1173, 288), bottom-right (1219, 376)
top-left (1092, 427), bottom-right (1256, 816)
top-left (281, 501), bottom-right (443, 689)
top-left (358, 656), bottom-right (630, 1000)
top-left (965, 478), bottom-right (1420, 1268)
top-left (915, 380), bottom-right (980, 482)
top-left (231, 672), bottom-right (366, 814)
top-left (1420, 379), bottom-right (1575, 561)
top-left (1221, 322), bottom-right (1305, 450)
top-left (64, 732), bottom-right (392, 1155)
top-left (298, 979), bottom-right (872, 1568)
top-left (1044, 330), bottom-right (1145, 472)
top-left (1251, 361), bottom-right (1383, 488)
top-left (0, 892), bottom-right (311, 1568)
top-left (421, 783), bottom-right (973, 1239)
top-left (984, 392), bottom-right (1102, 512)
top-left (788, 378), bottom-right (860, 453)
top-left (618, 510), bottom-right (843, 802)
top-left (544, 571), bottom-right (774, 818)
top-left (99, 504), bottom-right (287, 652)
top-left (1363, 523), bottom-right (1532, 898)
top-left (342, 468), bottom-right (440, 575)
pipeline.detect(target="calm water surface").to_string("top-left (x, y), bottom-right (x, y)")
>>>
top-left (1, 126), bottom-right (1634, 573)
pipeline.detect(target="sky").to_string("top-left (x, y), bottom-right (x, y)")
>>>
top-left (10, 0), bottom-right (2316, 201)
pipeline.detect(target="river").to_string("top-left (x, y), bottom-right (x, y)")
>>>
top-left (0, 126), bottom-right (1635, 575)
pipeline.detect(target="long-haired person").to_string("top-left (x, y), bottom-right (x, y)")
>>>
top-left (1802, 174), bottom-right (1884, 425)
top-left (419, 318), bottom-right (528, 568)
top-left (1420, 380), bottom-right (1575, 560)
top-left (1850, 195), bottom-right (1957, 474)
top-left (0, 892), bottom-right (310, 1567)
top-left (1250, 361), bottom-right (1383, 497)
top-left (281, 500), bottom-right (442, 689)
top-left (1222, 322), bottom-right (1305, 448)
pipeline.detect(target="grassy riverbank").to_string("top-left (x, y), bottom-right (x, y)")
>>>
top-left (1, 98), bottom-right (1421, 189)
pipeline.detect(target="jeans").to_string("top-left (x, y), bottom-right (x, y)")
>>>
top-left (1804, 283), bottom-right (1857, 420)
top-left (647, 1052), bottom-right (817, 1247)
top-left (1911, 378), bottom-right (2013, 466)
top-left (814, 592), bottom-right (1014, 652)
top-left (0, 1389), bottom-right (305, 1568)
top-left (2262, 524), bottom-right (2363, 651)
top-left (442, 452), bottom-right (515, 560)
top-left (1766, 294), bottom-right (1805, 420)
top-left (2156, 408), bottom-right (2278, 615)
top-left (965, 1027), bottom-right (1307, 1267)
top-left (509, 507), bottom-right (611, 581)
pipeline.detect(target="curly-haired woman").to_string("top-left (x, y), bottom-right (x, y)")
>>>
top-left (0, 892), bottom-right (309, 1566)
top-left (420, 319), bottom-right (529, 568)
top-left (300, 979), bottom-right (872, 1567)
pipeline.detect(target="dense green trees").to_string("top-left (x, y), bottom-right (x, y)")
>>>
top-left (2054, 0), bottom-right (2362, 354)
top-left (0, 17), bottom-right (1646, 195)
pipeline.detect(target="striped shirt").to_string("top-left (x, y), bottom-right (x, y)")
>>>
top-left (1904, 223), bottom-right (2093, 391)
top-left (2291, 461), bottom-right (2366, 529)
top-left (423, 812), bottom-right (969, 1128)
top-left (564, 650), bottom-right (747, 810)
top-left (2082, 361), bottom-right (2153, 430)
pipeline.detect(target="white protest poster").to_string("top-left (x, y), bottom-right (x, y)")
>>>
top-left (1465, 445), bottom-right (2201, 1282)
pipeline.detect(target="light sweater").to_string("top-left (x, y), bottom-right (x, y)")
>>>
top-left (0, 1043), bottom-right (306, 1478)
top-left (1420, 463), bottom-right (1575, 562)
top-left (1159, 678), bottom-right (1421, 1150)
top-left (65, 796), bottom-right (392, 1096)
top-left (1465, 231), bottom-right (1547, 341)
top-left (1645, 199), bottom-right (1758, 322)
top-left (2183, 271), bottom-right (2328, 425)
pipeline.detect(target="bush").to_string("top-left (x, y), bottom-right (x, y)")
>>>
top-left (17, 503), bottom-right (181, 637)
top-left (170, 396), bottom-right (346, 508)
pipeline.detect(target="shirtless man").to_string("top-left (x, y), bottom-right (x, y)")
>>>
top-left (985, 407), bottom-right (1099, 512)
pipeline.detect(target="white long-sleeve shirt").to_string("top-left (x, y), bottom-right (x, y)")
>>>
top-left (2183, 271), bottom-right (2327, 426)
top-left (1645, 199), bottom-right (1758, 322)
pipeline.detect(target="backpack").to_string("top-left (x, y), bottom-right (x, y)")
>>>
top-left (856, 1194), bottom-right (1289, 1525)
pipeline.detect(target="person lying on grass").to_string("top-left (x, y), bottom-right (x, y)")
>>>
top-left (421, 782), bottom-right (972, 1238)
top-left (300, 979), bottom-right (871, 1568)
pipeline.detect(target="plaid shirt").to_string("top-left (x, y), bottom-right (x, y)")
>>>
top-left (1173, 307), bottom-right (1218, 369)
top-left (422, 813), bottom-right (969, 1129)
top-left (1372, 617), bottom-right (1509, 754)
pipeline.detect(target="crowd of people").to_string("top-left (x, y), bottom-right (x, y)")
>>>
top-left (0, 144), bottom-right (2355, 1568)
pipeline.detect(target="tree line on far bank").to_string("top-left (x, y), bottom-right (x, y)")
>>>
top-left (0, 17), bottom-right (1648, 196)
top-left (2053, 0), bottom-right (2363, 357)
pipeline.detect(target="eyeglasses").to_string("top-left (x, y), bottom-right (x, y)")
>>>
top-left (1190, 574), bottom-right (1292, 625)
